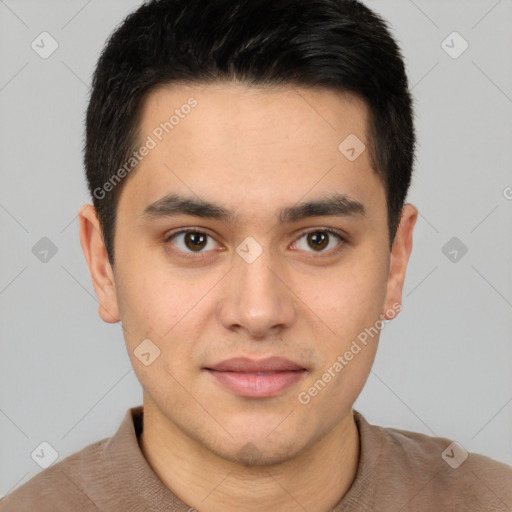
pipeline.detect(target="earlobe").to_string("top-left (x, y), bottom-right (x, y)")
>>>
top-left (78, 204), bottom-right (120, 323)
top-left (382, 203), bottom-right (418, 319)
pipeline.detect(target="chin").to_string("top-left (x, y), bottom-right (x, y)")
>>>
top-left (206, 432), bottom-right (308, 468)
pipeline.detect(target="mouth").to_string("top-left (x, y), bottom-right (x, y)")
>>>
top-left (204, 356), bottom-right (307, 398)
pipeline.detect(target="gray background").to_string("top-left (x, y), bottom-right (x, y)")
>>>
top-left (1, 0), bottom-right (511, 497)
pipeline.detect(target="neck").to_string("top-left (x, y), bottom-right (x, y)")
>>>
top-left (138, 400), bottom-right (360, 512)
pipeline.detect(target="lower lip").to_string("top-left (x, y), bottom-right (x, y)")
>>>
top-left (205, 369), bottom-right (306, 398)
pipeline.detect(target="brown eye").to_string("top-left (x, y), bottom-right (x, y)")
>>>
top-left (293, 229), bottom-right (345, 253)
top-left (184, 232), bottom-right (207, 251)
top-left (307, 231), bottom-right (329, 251)
top-left (166, 230), bottom-right (218, 254)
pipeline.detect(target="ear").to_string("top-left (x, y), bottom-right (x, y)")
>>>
top-left (382, 203), bottom-right (418, 319)
top-left (78, 204), bottom-right (120, 323)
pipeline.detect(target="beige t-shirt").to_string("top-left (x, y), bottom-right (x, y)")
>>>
top-left (1, 406), bottom-right (511, 511)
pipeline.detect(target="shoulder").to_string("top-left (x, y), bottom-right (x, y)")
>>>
top-left (383, 419), bottom-right (511, 474)
top-left (0, 437), bottom-right (109, 512)
top-left (355, 412), bottom-right (512, 510)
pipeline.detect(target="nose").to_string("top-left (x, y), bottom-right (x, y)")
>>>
top-left (216, 248), bottom-right (297, 339)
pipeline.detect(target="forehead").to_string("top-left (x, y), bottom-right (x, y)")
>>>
top-left (117, 82), bottom-right (384, 226)
top-left (141, 81), bottom-right (370, 150)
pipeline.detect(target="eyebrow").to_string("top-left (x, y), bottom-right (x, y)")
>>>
top-left (141, 192), bottom-right (366, 225)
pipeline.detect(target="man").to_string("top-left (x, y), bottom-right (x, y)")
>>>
top-left (1, 0), bottom-right (510, 510)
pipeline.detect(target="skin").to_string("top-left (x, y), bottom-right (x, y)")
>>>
top-left (79, 82), bottom-right (417, 511)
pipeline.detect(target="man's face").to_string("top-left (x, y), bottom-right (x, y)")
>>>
top-left (87, 83), bottom-right (412, 465)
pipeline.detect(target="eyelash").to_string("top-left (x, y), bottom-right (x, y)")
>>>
top-left (163, 227), bottom-right (347, 259)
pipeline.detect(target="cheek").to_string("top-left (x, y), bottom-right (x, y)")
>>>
top-left (326, 257), bottom-right (387, 375)
top-left (114, 252), bottom-right (217, 365)
top-left (302, 274), bottom-right (385, 413)
top-left (113, 249), bottom-right (179, 343)
top-left (308, 252), bottom-right (388, 337)
top-left (115, 269), bottom-right (198, 396)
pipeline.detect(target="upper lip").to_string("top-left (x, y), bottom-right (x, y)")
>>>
top-left (205, 356), bottom-right (305, 373)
